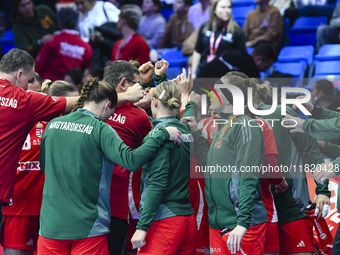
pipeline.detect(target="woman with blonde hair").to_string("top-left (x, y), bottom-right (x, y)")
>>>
top-left (131, 81), bottom-right (197, 254)
top-left (191, 0), bottom-right (247, 79)
top-left (37, 78), bottom-right (182, 255)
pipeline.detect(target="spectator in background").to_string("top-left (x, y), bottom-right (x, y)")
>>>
top-left (138, 0), bottom-right (166, 48)
top-left (244, 0), bottom-right (283, 51)
top-left (76, 0), bottom-right (120, 43)
top-left (157, 0), bottom-right (194, 49)
top-left (111, 5), bottom-right (150, 64)
top-left (35, 7), bottom-right (92, 81)
top-left (11, 0), bottom-right (56, 58)
top-left (64, 67), bottom-right (84, 92)
top-left (311, 79), bottom-right (340, 111)
top-left (191, 0), bottom-right (246, 79)
top-left (316, 2), bottom-right (340, 51)
top-left (75, 0), bottom-right (120, 70)
top-left (28, 72), bottom-right (43, 92)
top-left (188, 0), bottom-right (210, 30)
top-left (197, 43), bottom-right (277, 79)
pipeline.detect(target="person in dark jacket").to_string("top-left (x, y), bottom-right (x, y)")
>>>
top-left (11, 0), bottom-right (56, 58)
top-left (197, 43), bottom-right (277, 80)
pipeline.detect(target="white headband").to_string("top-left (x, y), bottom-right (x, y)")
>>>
top-left (158, 90), bottom-right (166, 100)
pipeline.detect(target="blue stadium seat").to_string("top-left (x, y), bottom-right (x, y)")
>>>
top-left (231, 0), bottom-right (255, 6)
top-left (246, 47), bottom-right (254, 54)
top-left (160, 8), bottom-right (174, 21)
top-left (313, 60), bottom-right (340, 76)
top-left (162, 50), bottom-right (188, 67)
top-left (0, 30), bottom-right (16, 54)
top-left (289, 16), bottom-right (328, 46)
top-left (162, 50), bottom-right (188, 80)
top-left (315, 44), bottom-right (340, 61)
top-left (273, 61), bottom-right (307, 86)
top-left (232, 5), bottom-right (256, 27)
top-left (278, 45), bottom-right (314, 65)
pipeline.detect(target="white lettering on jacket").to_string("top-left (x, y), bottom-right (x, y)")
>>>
top-left (17, 161), bottom-right (40, 171)
top-left (49, 121), bottom-right (93, 134)
top-left (0, 96), bottom-right (17, 108)
top-left (60, 42), bottom-right (85, 60)
top-left (108, 113), bottom-right (126, 124)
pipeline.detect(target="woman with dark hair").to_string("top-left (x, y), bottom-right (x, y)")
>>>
top-left (11, 0), bottom-right (56, 58)
top-left (37, 78), bottom-right (183, 255)
top-left (191, 0), bottom-right (247, 78)
top-left (137, 0), bottom-right (166, 48)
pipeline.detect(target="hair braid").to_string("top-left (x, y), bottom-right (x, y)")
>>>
top-left (72, 77), bottom-right (97, 112)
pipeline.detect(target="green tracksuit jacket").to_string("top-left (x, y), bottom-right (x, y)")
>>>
top-left (137, 116), bottom-right (195, 231)
top-left (193, 112), bottom-right (267, 230)
top-left (256, 102), bottom-right (330, 225)
top-left (303, 106), bottom-right (340, 211)
top-left (39, 109), bottom-right (170, 240)
top-left (12, 5), bottom-right (56, 58)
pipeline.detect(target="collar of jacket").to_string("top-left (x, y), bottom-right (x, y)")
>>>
top-left (152, 115), bottom-right (177, 127)
top-left (77, 108), bottom-right (100, 120)
top-left (218, 111), bottom-right (232, 120)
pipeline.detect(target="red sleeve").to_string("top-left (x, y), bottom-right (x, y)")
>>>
top-left (256, 118), bottom-right (278, 155)
top-left (135, 36), bottom-right (150, 65)
top-left (35, 42), bottom-right (52, 78)
top-left (180, 109), bottom-right (185, 119)
top-left (27, 92), bottom-right (67, 122)
top-left (263, 154), bottom-right (284, 185)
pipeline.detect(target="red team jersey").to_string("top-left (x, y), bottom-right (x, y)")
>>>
top-left (105, 103), bottom-right (151, 220)
top-left (111, 34), bottom-right (150, 65)
top-left (35, 29), bottom-right (92, 81)
top-left (0, 78), bottom-right (66, 203)
top-left (2, 122), bottom-right (47, 215)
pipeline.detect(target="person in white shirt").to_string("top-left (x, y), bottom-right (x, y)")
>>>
top-left (75, 0), bottom-right (121, 43)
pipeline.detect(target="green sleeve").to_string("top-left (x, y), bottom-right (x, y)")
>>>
top-left (321, 141), bottom-right (340, 160)
top-left (142, 78), bottom-right (156, 89)
top-left (182, 101), bottom-right (198, 119)
top-left (154, 74), bottom-right (168, 85)
top-left (100, 124), bottom-right (169, 172)
top-left (12, 24), bottom-right (41, 57)
top-left (320, 107), bottom-right (340, 119)
top-left (136, 144), bottom-right (171, 231)
top-left (233, 122), bottom-right (264, 229)
top-left (333, 158), bottom-right (340, 176)
top-left (303, 118), bottom-right (340, 140)
top-left (285, 107), bottom-right (330, 197)
top-left (192, 129), bottom-right (210, 167)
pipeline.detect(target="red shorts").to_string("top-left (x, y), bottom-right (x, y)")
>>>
top-left (264, 222), bottom-right (280, 253)
top-left (209, 223), bottom-right (266, 255)
top-left (0, 215), bottom-right (39, 251)
top-left (137, 214), bottom-right (197, 255)
top-left (279, 218), bottom-right (315, 254)
top-left (37, 234), bottom-right (108, 255)
top-left (195, 226), bottom-right (209, 254)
